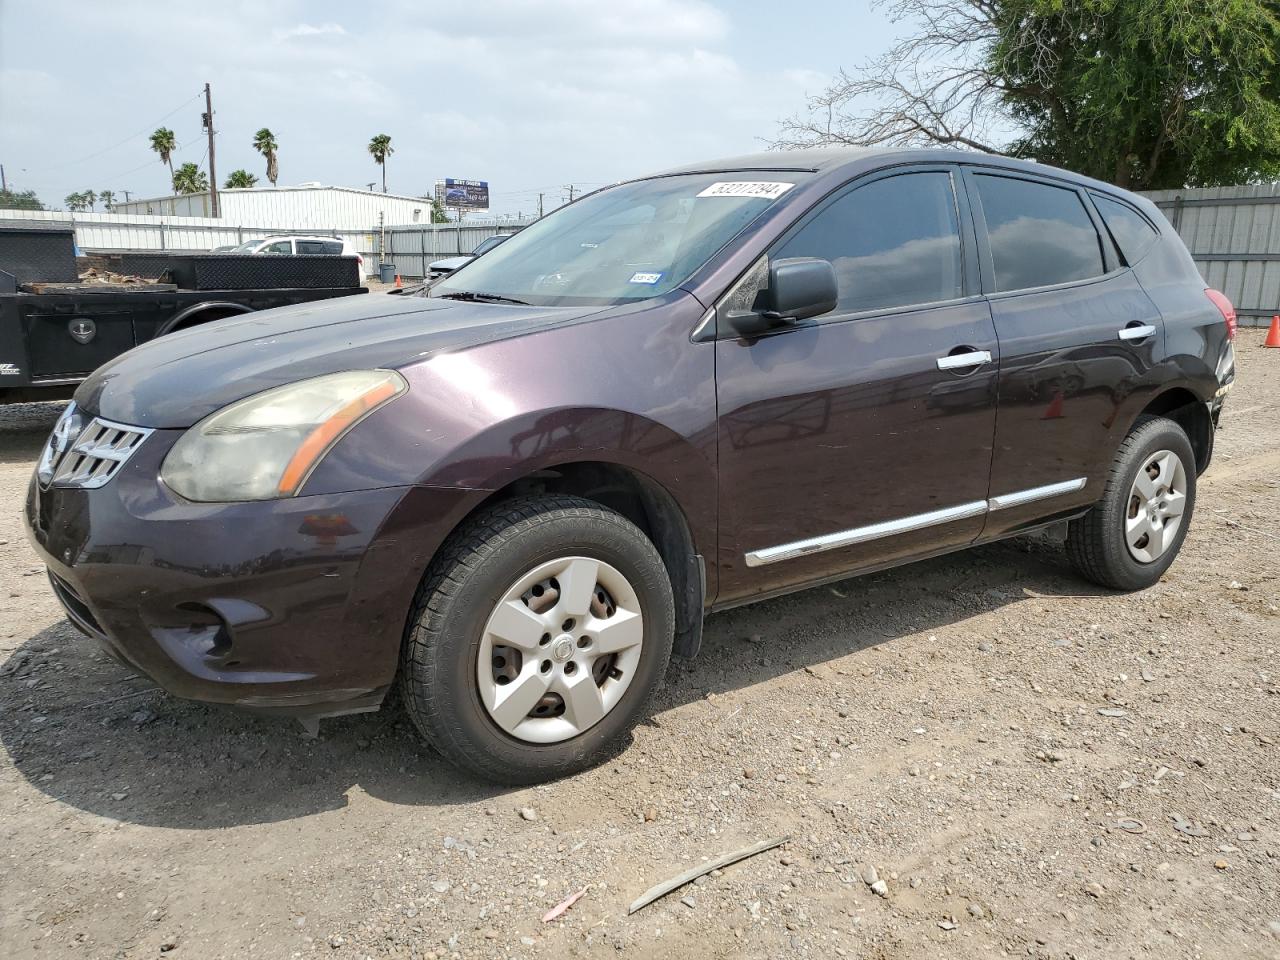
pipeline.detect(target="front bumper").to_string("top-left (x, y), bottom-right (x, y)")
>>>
top-left (24, 427), bottom-right (482, 717)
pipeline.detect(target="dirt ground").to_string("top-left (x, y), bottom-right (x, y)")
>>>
top-left (2, 341), bottom-right (1278, 960)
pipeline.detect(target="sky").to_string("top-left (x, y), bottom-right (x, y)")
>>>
top-left (0, 0), bottom-right (899, 219)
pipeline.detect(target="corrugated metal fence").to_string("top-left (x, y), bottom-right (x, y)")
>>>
top-left (0, 209), bottom-right (534, 279)
top-left (1141, 184), bottom-right (1280, 327)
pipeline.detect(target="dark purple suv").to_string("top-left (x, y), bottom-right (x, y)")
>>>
top-left (25, 149), bottom-right (1235, 783)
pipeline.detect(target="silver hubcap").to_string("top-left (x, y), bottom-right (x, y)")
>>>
top-left (1125, 449), bottom-right (1187, 563)
top-left (477, 556), bottom-right (644, 744)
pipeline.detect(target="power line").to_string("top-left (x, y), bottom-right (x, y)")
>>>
top-left (42, 90), bottom-right (205, 173)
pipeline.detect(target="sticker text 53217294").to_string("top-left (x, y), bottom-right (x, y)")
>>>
top-left (696, 182), bottom-right (795, 200)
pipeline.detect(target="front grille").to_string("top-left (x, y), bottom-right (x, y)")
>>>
top-left (37, 403), bottom-right (152, 490)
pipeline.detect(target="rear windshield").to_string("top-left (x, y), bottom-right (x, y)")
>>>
top-left (430, 172), bottom-right (804, 306)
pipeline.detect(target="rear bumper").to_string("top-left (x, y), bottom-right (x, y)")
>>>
top-left (24, 430), bottom-right (484, 717)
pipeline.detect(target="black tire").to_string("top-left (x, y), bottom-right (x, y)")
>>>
top-left (1067, 415), bottom-right (1197, 590)
top-left (399, 495), bottom-right (675, 784)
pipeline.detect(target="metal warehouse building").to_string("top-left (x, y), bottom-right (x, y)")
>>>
top-left (108, 184), bottom-right (437, 230)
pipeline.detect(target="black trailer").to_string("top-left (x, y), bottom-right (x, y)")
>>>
top-left (0, 221), bottom-right (367, 403)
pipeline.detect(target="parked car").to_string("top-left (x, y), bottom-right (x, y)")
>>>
top-left (26, 148), bottom-right (1235, 784)
top-left (226, 235), bottom-right (365, 273)
top-left (427, 233), bottom-right (512, 280)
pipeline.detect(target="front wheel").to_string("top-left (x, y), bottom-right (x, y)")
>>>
top-left (1067, 415), bottom-right (1197, 590)
top-left (399, 495), bottom-right (675, 784)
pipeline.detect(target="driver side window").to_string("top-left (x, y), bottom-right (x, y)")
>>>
top-left (775, 171), bottom-right (964, 317)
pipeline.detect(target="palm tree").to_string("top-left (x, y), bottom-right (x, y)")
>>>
top-left (253, 128), bottom-right (279, 186)
top-left (99, 190), bottom-right (115, 211)
top-left (367, 134), bottom-right (393, 193)
top-left (64, 192), bottom-right (85, 212)
top-left (83, 190), bottom-right (97, 212)
top-left (172, 163), bottom-right (209, 194)
top-left (224, 169), bottom-right (258, 189)
top-left (149, 127), bottom-right (177, 185)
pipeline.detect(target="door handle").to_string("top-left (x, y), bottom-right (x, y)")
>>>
top-left (936, 350), bottom-right (992, 371)
top-left (1117, 324), bottom-right (1156, 341)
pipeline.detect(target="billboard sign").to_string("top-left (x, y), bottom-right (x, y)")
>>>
top-left (435, 178), bottom-right (489, 211)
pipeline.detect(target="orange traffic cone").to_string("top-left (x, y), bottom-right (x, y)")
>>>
top-left (395, 274), bottom-right (403, 289)
top-left (1042, 389), bottom-right (1065, 419)
top-left (1265, 315), bottom-right (1280, 348)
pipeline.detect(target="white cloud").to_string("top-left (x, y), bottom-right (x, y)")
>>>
top-left (274, 22), bottom-right (348, 41)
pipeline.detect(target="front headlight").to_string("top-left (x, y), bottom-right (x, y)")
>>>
top-left (161, 370), bottom-right (407, 502)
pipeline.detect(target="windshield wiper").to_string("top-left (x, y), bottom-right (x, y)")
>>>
top-left (436, 291), bottom-right (530, 305)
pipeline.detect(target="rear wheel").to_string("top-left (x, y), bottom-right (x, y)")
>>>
top-left (1067, 416), bottom-right (1196, 590)
top-left (399, 495), bottom-right (674, 784)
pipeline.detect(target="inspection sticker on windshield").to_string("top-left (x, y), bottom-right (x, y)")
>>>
top-left (629, 272), bottom-right (664, 285)
top-left (696, 181), bottom-right (794, 200)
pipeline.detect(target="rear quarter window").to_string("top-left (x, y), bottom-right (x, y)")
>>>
top-left (974, 174), bottom-right (1106, 292)
top-left (1091, 193), bottom-right (1160, 264)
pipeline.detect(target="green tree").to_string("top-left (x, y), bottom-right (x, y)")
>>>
top-left (172, 162), bottom-right (209, 194)
top-left (224, 169), bottom-right (258, 189)
top-left (64, 192), bottom-right (87, 211)
top-left (99, 189), bottom-right (115, 211)
top-left (430, 197), bottom-right (451, 223)
top-left (367, 134), bottom-right (393, 192)
top-left (253, 128), bottom-right (279, 186)
top-left (0, 188), bottom-right (44, 210)
top-left (83, 189), bottom-right (97, 211)
top-left (774, 0), bottom-right (1280, 190)
top-left (149, 127), bottom-right (177, 184)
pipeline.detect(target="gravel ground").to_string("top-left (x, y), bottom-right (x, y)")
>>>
top-left (2, 341), bottom-right (1278, 960)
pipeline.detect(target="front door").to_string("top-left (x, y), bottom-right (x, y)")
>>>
top-left (714, 168), bottom-right (1000, 604)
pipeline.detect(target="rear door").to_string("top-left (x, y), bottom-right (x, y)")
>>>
top-left (962, 169), bottom-right (1165, 536)
top-left (715, 166), bottom-right (1000, 603)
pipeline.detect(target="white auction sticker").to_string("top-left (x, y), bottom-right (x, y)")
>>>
top-left (696, 181), bottom-right (794, 200)
top-left (629, 272), bottom-right (663, 285)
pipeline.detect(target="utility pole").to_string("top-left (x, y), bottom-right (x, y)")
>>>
top-left (203, 82), bottom-right (219, 217)
top-left (0, 164), bottom-right (7, 193)
top-left (121, 190), bottom-right (132, 202)
top-left (563, 184), bottom-right (576, 204)
top-left (537, 192), bottom-right (543, 218)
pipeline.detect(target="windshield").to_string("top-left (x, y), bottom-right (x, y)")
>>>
top-left (231, 240), bottom-right (264, 253)
top-left (431, 172), bottom-right (801, 306)
top-left (471, 235), bottom-right (509, 256)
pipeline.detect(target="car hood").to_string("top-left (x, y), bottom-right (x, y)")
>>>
top-left (429, 255), bottom-right (471, 271)
top-left (75, 293), bottom-right (607, 428)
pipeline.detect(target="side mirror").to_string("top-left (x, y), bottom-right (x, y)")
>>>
top-left (725, 257), bottom-right (838, 337)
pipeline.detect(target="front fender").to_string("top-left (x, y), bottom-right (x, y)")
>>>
top-left (304, 294), bottom-right (718, 555)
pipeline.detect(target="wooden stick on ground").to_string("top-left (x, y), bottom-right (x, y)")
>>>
top-left (627, 835), bottom-right (789, 915)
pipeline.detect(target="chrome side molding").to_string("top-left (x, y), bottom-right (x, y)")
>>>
top-left (987, 477), bottom-right (1086, 511)
top-left (744, 500), bottom-right (988, 567)
top-left (744, 477), bottom-right (1088, 567)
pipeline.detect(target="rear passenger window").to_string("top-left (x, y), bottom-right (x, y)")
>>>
top-left (297, 240), bottom-right (343, 254)
top-left (974, 175), bottom-right (1105, 291)
top-left (1092, 194), bottom-right (1159, 264)
top-left (776, 171), bottom-right (964, 314)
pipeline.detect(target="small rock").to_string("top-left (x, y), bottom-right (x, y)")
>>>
top-left (482, 929), bottom-right (498, 940)
top-left (129, 709), bottom-right (156, 725)
top-left (870, 880), bottom-right (888, 898)
top-left (909, 877), bottom-right (922, 889)
top-left (745, 633), bottom-right (762, 644)
top-left (1141, 667), bottom-right (1156, 683)
top-left (680, 895), bottom-right (696, 909)
top-left (519, 807), bottom-right (538, 822)
top-left (978, 642), bottom-right (994, 653)
top-left (110, 792), bottom-right (127, 801)
top-left (1214, 859), bottom-right (1229, 871)
top-left (1084, 882), bottom-right (1104, 898)
top-left (644, 807), bottom-right (657, 822)
top-left (860, 865), bottom-right (879, 885)
top-left (329, 935), bottom-right (345, 948)
top-left (742, 768), bottom-right (756, 779)
top-left (1097, 708), bottom-right (1128, 718)
top-left (159, 940), bottom-right (177, 953)
top-left (431, 880), bottom-right (451, 894)
top-left (937, 919), bottom-right (957, 931)
top-left (967, 903), bottom-right (985, 919)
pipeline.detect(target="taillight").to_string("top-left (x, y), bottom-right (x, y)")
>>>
top-left (1205, 288), bottom-right (1236, 341)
